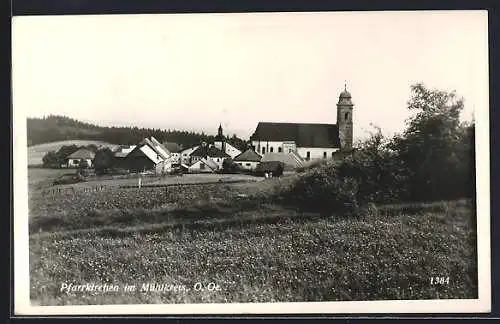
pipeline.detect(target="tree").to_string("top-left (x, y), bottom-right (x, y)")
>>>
top-left (222, 158), bottom-right (240, 173)
top-left (42, 150), bottom-right (59, 168)
top-left (93, 147), bottom-right (115, 175)
top-left (390, 83), bottom-right (471, 201)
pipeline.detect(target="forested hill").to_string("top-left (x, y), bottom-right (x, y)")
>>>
top-left (27, 115), bottom-right (248, 151)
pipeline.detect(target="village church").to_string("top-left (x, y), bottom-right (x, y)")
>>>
top-left (249, 86), bottom-right (354, 161)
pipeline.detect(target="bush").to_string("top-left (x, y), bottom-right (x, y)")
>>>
top-left (280, 164), bottom-right (359, 215)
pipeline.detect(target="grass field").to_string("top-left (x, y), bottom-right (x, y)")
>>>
top-left (27, 166), bottom-right (478, 305)
top-left (28, 140), bottom-right (118, 166)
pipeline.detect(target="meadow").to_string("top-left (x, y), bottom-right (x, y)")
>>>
top-left (28, 140), bottom-right (118, 166)
top-left (27, 169), bottom-right (478, 305)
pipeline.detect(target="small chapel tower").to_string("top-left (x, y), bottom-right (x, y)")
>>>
top-left (214, 123), bottom-right (226, 153)
top-left (337, 84), bottom-right (354, 150)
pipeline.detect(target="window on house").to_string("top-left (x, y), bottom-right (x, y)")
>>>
top-left (239, 163), bottom-right (243, 166)
top-left (216, 158), bottom-right (219, 162)
top-left (332, 152), bottom-right (335, 158)
top-left (323, 152), bottom-right (327, 158)
top-left (289, 149), bottom-right (292, 153)
top-left (270, 147), bottom-right (274, 153)
top-left (278, 147), bottom-right (282, 153)
top-left (200, 163), bottom-right (205, 170)
top-left (306, 152), bottom-right (310, 160)
top-left (262, 147), bottom-right (266, 154)
top-left (246, 163), bottom-right (251, 166)
top-left (73, 160), bottom-right (79, 164)
top-left (345, 112), bottom-right (349, 120)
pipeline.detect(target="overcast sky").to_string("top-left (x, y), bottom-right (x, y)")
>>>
top-left (12, 11), bottom-right (488, 140)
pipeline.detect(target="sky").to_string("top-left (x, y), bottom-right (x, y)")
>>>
top-left (12, 11), bottom-right (488, 141)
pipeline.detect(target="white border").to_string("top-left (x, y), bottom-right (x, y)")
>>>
top-left (13, 11), bottom-right (491, 315)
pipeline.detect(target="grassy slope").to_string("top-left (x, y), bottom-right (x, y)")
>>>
top-left (28, 140), bottom-right (118, 165)
top-left (28, 170), bottom-right (477, 305)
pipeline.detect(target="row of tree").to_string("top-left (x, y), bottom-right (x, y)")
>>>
top-left (28, 115), bottom-right (249, 151)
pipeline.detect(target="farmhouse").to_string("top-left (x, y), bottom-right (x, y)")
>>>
top-left (188, 158), bottom-right (219, 173)
top-left (122, 137), bottom-right (172, 173)
top-left (66, 148), bottom-right (95, 168)
top-left (250, 87), bottom-right (354, 161)
top-left (162, 142), bottom-right (183, 166)
top-left (190, 142), bottom-right (230, 170)
top-left (233, 148), bottom-right (262, 171)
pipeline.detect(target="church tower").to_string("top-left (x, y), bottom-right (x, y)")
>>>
top-left (214, 123), bottom-right (226, 153)
top-left (337, 84), bottom-right (354, 150)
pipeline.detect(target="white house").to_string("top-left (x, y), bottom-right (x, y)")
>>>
top-left (163, 142), bottom-right (183, 165)
top-left (189, 143), bottom-right (230, 170)
top-left (66, 148), bottom-right (95, 168)
top-left (180, 145), bottom-right (199, 165)
top-left (249, 87), bottom-right (354, 160)
top-left (233, 148), bottom-right (262, 171)
top-left (188, 158), bottom-right (218, 173)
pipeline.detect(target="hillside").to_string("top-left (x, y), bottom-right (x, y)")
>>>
top-left (28, 140), bottom-right (119, 166)
top-left (27, 115), bottom-right (248, 152)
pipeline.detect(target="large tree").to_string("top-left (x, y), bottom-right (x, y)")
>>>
top-left (93, 147), bottom-right (115, 175)
top-left (390, 83), bottom-right (474, 201)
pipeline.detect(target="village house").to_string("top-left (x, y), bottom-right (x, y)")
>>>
top-left (189, 142), bottom-right (230, 170)
top-left (180, 145), bottom-right (199, 165)
top-left (162, 142), bottom-right (183, 166)
top-left (188, 157), bottom-right (219, 173)
top-left (112, 144), bottom-right (137, 169)
top-left (66, 148), bottom-right (95, 168)
top-left (260, 151), bottom-right (305, 170)
top-left (250, 87), bottom-right (354, 161)
top-left (122, 136), bottom-right (172, 173)
top-left (233, 148), bottom-right (262, 171)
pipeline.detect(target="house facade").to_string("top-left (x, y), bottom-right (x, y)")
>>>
top-left (122, 136), bottom-right (172, 173)
top-left (249, 87), bottom-right (354, 161)
top-left (189, 143), bottom-right (230, 170)
top-left (66, 148), bottom-right (95, 168)
top-left (233, 148), bottom-right (262, 171)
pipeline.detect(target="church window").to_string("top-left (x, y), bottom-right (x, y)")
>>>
top-left (270, 147), bottom-right (274, 153)
top-left (278, 147), bottom-right (282, 153)
top-left (262, 147), bottom-right (266, 154)
top-left (306, 151), bottom-right (310, 160)
top-left (345, 112), bottom-right (349, 120)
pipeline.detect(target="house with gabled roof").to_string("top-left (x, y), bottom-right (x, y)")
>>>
top-left (188, 157), bottom-right (219, 173)
top-left (233, 148), bottom-right (262, 171)
top-left (162, 142), bottom-right (183, 165)
top-left (249, 87), bottom-right (354, 161)
top-left (190, 142), bottom-right (230, 170)
top-left (66, 148), bottom-right (95, 168)
top-left (122, 136), bottom-right (173, 173)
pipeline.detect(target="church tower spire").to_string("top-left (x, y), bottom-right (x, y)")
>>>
top-left (337, 84), bottom-right (354, 150)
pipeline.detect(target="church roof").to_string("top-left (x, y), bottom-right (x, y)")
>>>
top-left (250, 122), bottom-right (340, 148)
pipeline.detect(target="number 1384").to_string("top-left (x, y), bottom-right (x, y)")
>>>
top-left (430, 276), bottom-right (450, 285)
